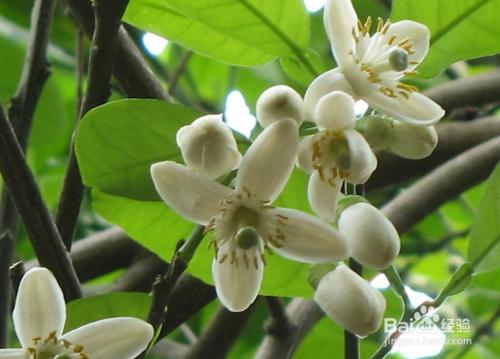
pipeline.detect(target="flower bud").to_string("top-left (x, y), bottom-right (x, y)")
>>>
top-left (256, 85), bottom-right (304, 127)
top-left (314, 264), bottom-right (386, 337)
top-left (385, 121), bottom-right (438, 159)
top-left (355, 115), bottom-right (392, 150)
top-left (338, 202), bottom-right (400, 270)
top-left (176, 114), bottom-right (242, 178)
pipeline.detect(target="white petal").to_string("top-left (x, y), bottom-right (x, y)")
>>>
top-left (338, 202), bottom-right (400, 270)
top-left (176, 114), bottom-right (242, 179)
top-left (304, 69), bottom-right (354, 120)
top-left (256, 85), bottom-right (304, 127)
top-left (0, 350), bottom-right (28, 359)
top-left (267, 207), bottom-right (349, 263)
top-left (385, 20), bottom-right (430, 70)
top-left (324, 0), bottom-right (358, 67)
top-left (314, 264), bottom-right (386, 337)
top-left (315, 91), bottom-right (356, 130)
top-left (62, 318), bottom-right (153, 359)
top-left (212, 242), bottom-right (263, 312)
top-left (308, 172), bottom-right (342, 223)
top-left (151, 161), bottom-right (231, 225)
top-left (297, 136), bottom-right (314, 173)
top-left (344, 129), bottom-right (377, 184)
top-left (13, 268), bottom-right (66, 347)
top-left (236, 118), bottom-right (298, 201)
top-left (386, 121), bottom-right (438, 159)
top-left (363, 90), bottom-right (445, 126)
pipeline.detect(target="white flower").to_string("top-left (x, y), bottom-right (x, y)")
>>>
top-left (304, 0), bottom-right (445, 126)
top-left (151, 119), bottom-right (349, 312)
top-left (0, 268), bottom-right (153, 359)
top-left (314, 263), bottom-right (386, 337)
top-left (338, 202), bottom-right (400, 270)
top-left (176, 114), bottom-right (242, 179)
top-left (256, 85), bottom-right (304, 128)
top-left (297, 91), bottom-right (377, 222)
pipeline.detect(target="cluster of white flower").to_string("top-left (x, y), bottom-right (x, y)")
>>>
top-left (150, 0), bottom-right (444, 338)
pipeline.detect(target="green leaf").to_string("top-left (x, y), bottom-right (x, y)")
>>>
top-left (92, 169), bottom-right (316, 298)
top-left (468, 165), bottom-right (500, 273)
top-left (75, 99), bottom-right (201, 201)
top-left (65, 292), bottom-right (151, 332)
top-left (392, 0), bottom-right (500, 78)
top-left (124, 0), bottom-right (310, 66)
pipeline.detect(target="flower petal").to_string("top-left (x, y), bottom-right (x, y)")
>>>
top-left (315, 91), bottom-right (356, 130)
top-left (13, 268), bottom-right (66, 347)
top-left (344, 129), bottom-right (377, 184)
top-left (212, 242), bottom-right (263, 312)
top-left (304, 69), bottom-right (354, 120)
top-left (62, 318), bottom-right (153, 359)
top-left (297, 135), bottom-right (314, 173)
top-left (236, 118), bottom-right (298, 201)
top-left (0, 349), bottom-right (28, 359)
top-left (267, 207), bottom-right (349, 263)
top-left (363, 90), bottom-right (445, 126)
top-left (385, 20), bottom-right (430, 69)
top-left (324, 0), bottom-right (358, 67)
top-left (151, 161), bottom-right (232, 225)
top-left (308, 172), bottom-right (342, 223)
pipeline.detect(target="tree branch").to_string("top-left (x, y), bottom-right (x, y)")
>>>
top-left (367, 116), bottom-right (500, 191)
top-left (185, 304), bottom-right (256, 359)
top-left (0, 105), bottom-right (81, 300)
top-left (382, 135), bottom-right (500, 234)
top-left (55, 0), bottom-right (130, 249)
top-left (424, 69), bottom-right (500, 113)
top-left (59, 0), bottom-right (169, 100)
top-left (0, 0), bottom-right (57, 346)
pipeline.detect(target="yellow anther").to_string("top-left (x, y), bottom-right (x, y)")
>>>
top-left (380, 86), bottom-right (396, 98)
top-left (363, 16), bottom-right (372, 34)
top-left (387, 35), bottom-right (397, 46)
top-left (376, 17), bottom-right (384, 32)
top-left (397, 83), bottom-right (420, 93)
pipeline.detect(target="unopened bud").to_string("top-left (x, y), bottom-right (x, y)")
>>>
top-left (256, 85), bottom-right (304, 127)
top-left (314, 264), bottom-right (386, 337)
top-left (356, 115), bottom-right (392, 150)
top-left (386, 121), bottom-right (438, 159)
top-left (338, 202), bottom-right (400, 270)
top-left (176, 114), bottom-right (242, 178)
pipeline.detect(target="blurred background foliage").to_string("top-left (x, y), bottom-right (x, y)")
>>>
top-left (1, 0), bottom-right (500, 358)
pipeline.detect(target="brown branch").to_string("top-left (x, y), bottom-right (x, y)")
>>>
top-left (185, 304), bottom-right (256, 359)
top-left (0, 106), bottom-right (81, 300)
top-left (254, 299), bottom-right (324, 359)
top-left (345, 259), bottom-right (362, 359)
top-left (382, 135), bottom-right (500, 234)
top-left (55, 0), bottom-right (130, 250)
top-left (264, 297), bottom-right (294, 339)
top-left (59, 0), bottom-right (169, 100)
top-left (424, 69), bottom-right (500, 112)
top-left (0, 0), bottom-right (57, 347)
top-left (367, 116), bottom-right (500, 191)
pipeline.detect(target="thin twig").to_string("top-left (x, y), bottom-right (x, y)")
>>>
top-left (0, 106), bottom-right (81, 300)
top-left (55, 0), bottom-right (130, 250)
top-left (168, 50), bottom-right (193, 96)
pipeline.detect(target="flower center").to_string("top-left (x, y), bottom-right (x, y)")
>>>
top-left (346, 16), bottom-right (421, 100)
top-left (312, 131), bottom-right (351, 186)
top-left (28, 331), bottom-right (87, 359)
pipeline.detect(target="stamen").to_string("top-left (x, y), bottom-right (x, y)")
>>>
top-left (380, 86), bottom-right (396, 98)
top-left (387, 35), bottom-right (397, 46)
top-left (397, 37), bottom-right (411, 47)
top-left (218, 253), bottom-right (228, 263)
top-left (397, 83), bottom-right (420, 93)
top-left (381, 20), bottom-right (391, 34)
top-left (376, 17), bottom-right (384, 32)
top-left (357, 19), bottom-right (364, 32)
top-left (352, 27), bottom-right (359, 43)
top-left (363, 16), bottom-right (372, 35)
